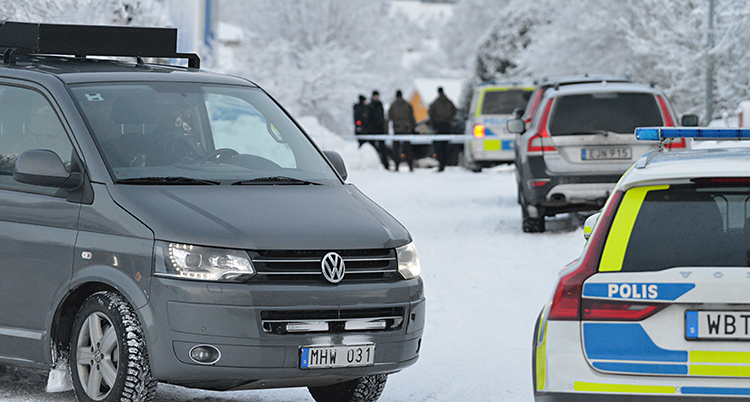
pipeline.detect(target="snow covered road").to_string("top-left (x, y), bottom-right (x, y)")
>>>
top-left (0, 165), bottom-right (587, 402)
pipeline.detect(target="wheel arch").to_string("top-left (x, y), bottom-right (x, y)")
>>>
top-left (50, 265), bottom-right (151, 365)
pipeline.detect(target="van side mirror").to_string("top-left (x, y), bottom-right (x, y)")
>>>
top-left (507, 118), bottom-right (525, 134)
top-left (13, 149), bottom-right (82, 189)
top-left (323, 150), bottom-right (348, 181)
top-left (681, 114), bottom-right (699, 127)
top-left (512, 108), bottom-right (525, 119)
top-left (583, 212), bottom-right (601, 241)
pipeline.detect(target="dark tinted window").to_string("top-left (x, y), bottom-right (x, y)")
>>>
top-left (480, 89), bottom-right (532, 115)
top-left (548, 92), bottom-right (663, 136)
top-left (620, 186), bottom-right (750, 272)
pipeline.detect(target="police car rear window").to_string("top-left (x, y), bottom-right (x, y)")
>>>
top-left (548, 92), bottom-right (663, 136)
top-left (480, 89), bottom-right (532, 115)
top-left (620, 186), bottom-right (750, 272)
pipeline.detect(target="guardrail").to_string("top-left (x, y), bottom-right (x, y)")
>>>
top-left (354, 134), bottom-right (470, 145)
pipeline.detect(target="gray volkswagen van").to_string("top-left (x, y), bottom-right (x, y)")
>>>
top-left (0, 22), bottom-right (424, 402)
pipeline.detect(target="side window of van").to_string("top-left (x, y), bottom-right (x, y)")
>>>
top-left (0, 86), bottom-right (74, 196)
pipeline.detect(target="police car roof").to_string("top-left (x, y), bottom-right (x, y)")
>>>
top-left (621, 147), bottom-right (750, 189)
top-left (538, 74), bottom-right (632, 87)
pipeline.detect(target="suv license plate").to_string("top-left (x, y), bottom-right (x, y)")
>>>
top-left (582, 147), bottom-right (632, 160)
top-left (686, 311), bottom-right (750, 340)
top-left (300, 344), bottom-right (375, 369)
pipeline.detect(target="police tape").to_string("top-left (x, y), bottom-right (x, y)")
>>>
top-left (353, 134), bottom-right (471, 145)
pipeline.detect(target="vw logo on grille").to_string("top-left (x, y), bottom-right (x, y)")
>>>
top-left (321, 252), bottom-right (345, 284)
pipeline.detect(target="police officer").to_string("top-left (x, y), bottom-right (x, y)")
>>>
top-left (353, 95), bottom-right (369, 147)
top-left (428, 87), bottom-right (456, 172)
top-left (367, 90), bottom-right (392, 170)
top-left (387, 90), bottom-right (417, 171)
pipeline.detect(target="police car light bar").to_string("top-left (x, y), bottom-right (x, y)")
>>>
top-left (635, 127), bottom-right (750, 141)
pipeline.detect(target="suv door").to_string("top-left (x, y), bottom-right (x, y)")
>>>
top-left (542, 92), bottom-right (664, 175)
top-left (0, 84), bottom-right (80, 363)
top-left (581, 184), bottom-right (750, 379)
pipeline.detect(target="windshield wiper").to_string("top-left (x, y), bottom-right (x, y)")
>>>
top-left (232, 176), bottom-right (322, 185)
top-left (116, 176), bottom-right (221, 185)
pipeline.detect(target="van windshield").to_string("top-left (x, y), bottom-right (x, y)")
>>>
top-left (69, 83), bottom-right (340, 184)
top-left (548, 92), bottom-right (664, 136)
top-left (620, 186), bottom-right (750, 272)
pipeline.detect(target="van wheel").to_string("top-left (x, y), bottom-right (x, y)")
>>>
top-left (308, 375), bottom-right (388, 402)
top-left (70, 292), bottom-right (156, 402)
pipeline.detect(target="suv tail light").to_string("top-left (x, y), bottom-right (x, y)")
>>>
top-left (527, 99), bottom-right (557, 155)
top-left (548, 190), bottom-right (623, 320)
top-left (582, 299), bottom-right (668, 321)
top-left (656, 95), bottom-right (686, 149)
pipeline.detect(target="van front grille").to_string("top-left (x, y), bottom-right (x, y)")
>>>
top-left (249, 249), bottom-right (398, 283)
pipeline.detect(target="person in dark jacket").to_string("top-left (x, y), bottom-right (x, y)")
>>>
top-left (387, 90), bottom-right (417, 171)
top-left (353, 95), bottom-right (369, 147)
top-left (367, 90), bottom-right (392, 170)
top-left (428, 87), bottom-right (457, 172)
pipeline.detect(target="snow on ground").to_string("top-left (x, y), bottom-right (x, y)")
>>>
top-left (0, 144), bottom-right (589, 402)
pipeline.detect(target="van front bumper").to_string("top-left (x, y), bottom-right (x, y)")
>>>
top-left (143, 276), bottom-right (425, 391)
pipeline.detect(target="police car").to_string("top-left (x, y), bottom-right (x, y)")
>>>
top-left (534, 127), bottom-right (750, 402)
top-left (463, 83), bottom-right (534, 171)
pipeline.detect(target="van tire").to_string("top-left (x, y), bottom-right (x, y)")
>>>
top-left (308, 375), bottom-right (388, 402)
top-left (70, 291), bottom-right (156, 402)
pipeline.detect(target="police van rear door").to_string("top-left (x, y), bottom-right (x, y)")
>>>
top-left (581, 183), bottom-right (750, 379)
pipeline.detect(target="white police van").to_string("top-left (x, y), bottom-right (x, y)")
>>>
top-left (534, 127), bottom-right (750, 402)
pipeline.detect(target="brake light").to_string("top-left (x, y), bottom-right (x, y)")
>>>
top-left (474, 124), bottom-right (485, 138)
top-left (657, 96), bottom-right (675, 127)
top-left (582, 299), bottom-right (668, 321)
top-left (692, 177), bottom-right (750, 186)
top-left (527, 99), bottom-right (556, 154)
top-left (548, 190), bottom-right (623, 320)
top-left (525, 89), bottom-right (543, 123)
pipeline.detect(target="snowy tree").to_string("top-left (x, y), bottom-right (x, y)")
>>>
top-left (0, 0), bottom-right (169, 25)
top-left (217, 0), bottom-right (409, 136)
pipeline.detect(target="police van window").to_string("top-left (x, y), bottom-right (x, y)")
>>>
top-left (620, 187), bottom-right (749, 272)
top-left (480, 90), bottom-right (532, 115)
top-left (0, 86), bottom-right (73, 196)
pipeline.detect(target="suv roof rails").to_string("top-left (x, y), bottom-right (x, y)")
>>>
top-left (0, 21), bottom-right (200, 68)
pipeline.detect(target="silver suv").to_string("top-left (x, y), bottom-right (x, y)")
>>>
top-left (508, 82), bottom-right (697, 232)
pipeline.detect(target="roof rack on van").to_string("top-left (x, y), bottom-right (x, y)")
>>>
top-left (0, 21), bottom-right (200, 68)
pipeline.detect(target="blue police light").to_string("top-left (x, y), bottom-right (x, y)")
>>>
top-left (635, 127), bottom-right (750, 141)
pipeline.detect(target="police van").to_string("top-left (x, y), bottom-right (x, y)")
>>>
top-left (463, 82), bottom-right (534, 172)
top-left (534, 127), bottom-right (750, 402)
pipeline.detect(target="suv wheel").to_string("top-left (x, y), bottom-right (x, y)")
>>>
top-left (70, 292), bottom-right (156, 402)
top-left (308, 375), bottom-right (388, 402)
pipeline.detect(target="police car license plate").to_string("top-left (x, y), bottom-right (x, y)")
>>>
top-left (582, 147), bottom-right (632, 160)
top-left (300, 344), bottom-right (375, 369)
top-left (686, 311), bottom-right (750, 340)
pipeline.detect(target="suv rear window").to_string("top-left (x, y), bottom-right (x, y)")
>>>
top-left (480, 89), bottom-right (532, 115)
top-left (548, 92), bottom-right (663, 136)
top-left (620, 186), bottom-right (750, 272)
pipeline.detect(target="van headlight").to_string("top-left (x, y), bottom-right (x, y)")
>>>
top-left (155, 242), bottom-right (255, 282)
top-left (397, 242), bottom-right (421, 280)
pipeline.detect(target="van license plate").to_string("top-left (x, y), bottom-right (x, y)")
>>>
top-left (300, 344), bottom-right (375, 369)
top-left (582, 147), bottom-right (632, 160)
top-left (686, 311), bottom-right (750, 340)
